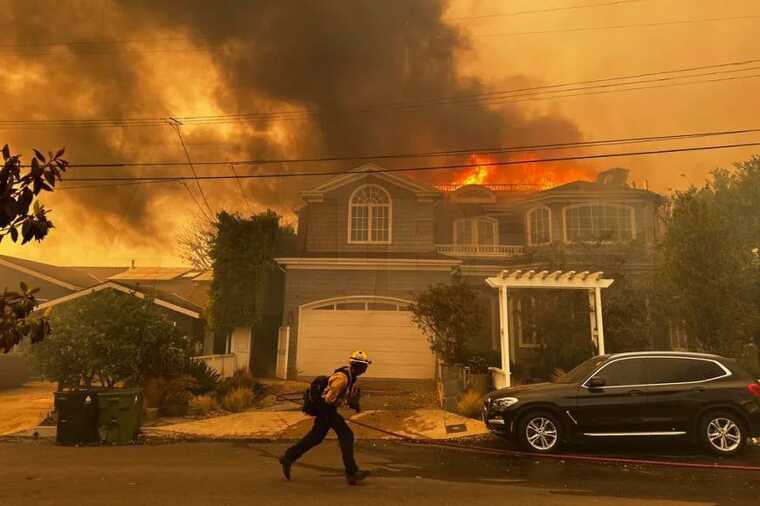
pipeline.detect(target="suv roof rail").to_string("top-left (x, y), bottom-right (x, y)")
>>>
top-left (609, 350), bottom-right (722, 359)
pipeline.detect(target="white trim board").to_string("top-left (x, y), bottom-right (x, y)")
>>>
top-left (36, 282), bottom-right (202, 319)
top-left (275, 257), bottom-right (461, 271)
top-left (0, 257), bottom-right (82, 291)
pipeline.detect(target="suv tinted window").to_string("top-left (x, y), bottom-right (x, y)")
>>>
top-left (646, 358), bottom-right (726, 384)
top-left (593, 358), bottom-right (647, 386)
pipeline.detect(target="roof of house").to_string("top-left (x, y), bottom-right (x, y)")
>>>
top-left (35, 280), bottom-right (205, 319)
top-left (0, 254), bottom-right (126, 290)
top-left (0, 255), bottom-right (210, 309)
top-left (109, 267), bottom-right (194, 281)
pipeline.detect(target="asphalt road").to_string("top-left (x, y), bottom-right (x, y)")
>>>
top-left (1, 439), bottom-right (759, 506)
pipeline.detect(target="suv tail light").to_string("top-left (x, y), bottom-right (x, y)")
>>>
top-left (748, 382), bottom-right (760, 398)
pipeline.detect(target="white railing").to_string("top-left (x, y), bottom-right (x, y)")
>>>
top-left (191, 354), bottom-right (238, 379)
top-left (436, 244), bottom-right (526, 258)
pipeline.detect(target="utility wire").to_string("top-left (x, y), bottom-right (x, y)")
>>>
top-left (476, 14), bottom-right (760, 38)
top-left (230, 163), bottom-right (255, 214)
top-left (2, 58), bottom-right (759, 129)
top-left (33, 126), bottom-right (760, 170)
top-left (446, 0), bottom-right (643, 21)
top-left (54, 141), bottom-right (760, 184)
top-left (168, 118), bottom-right (215, 222)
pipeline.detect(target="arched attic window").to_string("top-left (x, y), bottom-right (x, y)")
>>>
top-left (348, 184), bottom-right (391, 244)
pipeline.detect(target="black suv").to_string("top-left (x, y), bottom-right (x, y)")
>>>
top-left (483, 352), bottom-right (760, 455)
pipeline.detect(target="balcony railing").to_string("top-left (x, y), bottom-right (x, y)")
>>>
top-left (436, 244), bottom-right (526, 258)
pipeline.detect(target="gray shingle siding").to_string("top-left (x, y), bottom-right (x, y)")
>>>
top-left (301, 175), bottom-right (436, 254)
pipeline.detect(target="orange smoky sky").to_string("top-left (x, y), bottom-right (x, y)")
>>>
top-left (1, 0), bottom-right (759, 266)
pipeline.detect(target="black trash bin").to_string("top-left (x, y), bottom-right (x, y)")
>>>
top-left (54, 390), bottom-right (100, 445)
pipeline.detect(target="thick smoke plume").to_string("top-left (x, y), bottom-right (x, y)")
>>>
top-left (1, 0), bottom-right (579, 257)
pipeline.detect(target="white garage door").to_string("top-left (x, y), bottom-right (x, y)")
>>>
top-left (297, 297), bottom-right (434, 379)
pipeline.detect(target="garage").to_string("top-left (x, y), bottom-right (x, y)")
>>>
top-left (297, 297), bottom-right (435, 379)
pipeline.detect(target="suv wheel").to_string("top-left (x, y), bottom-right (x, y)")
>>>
top-left (699, 411), bottom-right (747, 456)
top-left (517, 411), bottom-right (561, 453)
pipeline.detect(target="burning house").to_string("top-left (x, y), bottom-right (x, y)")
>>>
top-left (274, 162), bottom-right (664, 381)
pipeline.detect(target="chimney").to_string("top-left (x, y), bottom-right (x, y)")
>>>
top-left (596, 167), bottom-right (629, 187)
top-left (130, 259), bottom-right (135, 269)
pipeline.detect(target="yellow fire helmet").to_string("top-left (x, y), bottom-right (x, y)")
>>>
top-left (349, 351), bottom-right (372, 365)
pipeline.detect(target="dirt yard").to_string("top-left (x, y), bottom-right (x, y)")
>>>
top-left (0, 382), bottom-right (56, 436)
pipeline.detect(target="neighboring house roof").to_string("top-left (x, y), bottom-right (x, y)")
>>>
top-left (300, 163), bottom-right (441, 203)
top-left (36, 281), bottom-right (204, 319)
top-left (0, 254), bottom-right (122, 290)
top-left (109, 267), bottom-right (194, 281)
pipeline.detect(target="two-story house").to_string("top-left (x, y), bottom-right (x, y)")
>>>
top-left (275, 163), bottom-right (663, 380)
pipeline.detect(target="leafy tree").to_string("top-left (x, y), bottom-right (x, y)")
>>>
top-left (208, 210), bottom-right (296, 333)
top-left (29, 290), bottom-right (187, 388)
top-left (1, 145), bottom-right (68, 353)
top-left (660, 157), bottom-right (760, 355)
top-left (410, 276), bottom-right (486, 364)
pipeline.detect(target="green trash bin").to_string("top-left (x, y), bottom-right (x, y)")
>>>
top-left (54, 390), bottom-right (100, 445)
top-left (96, 388), bottom-right (143, 444)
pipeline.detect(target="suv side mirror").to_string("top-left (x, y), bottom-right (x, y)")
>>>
top-left (587, 376), bottom-right (607, 389)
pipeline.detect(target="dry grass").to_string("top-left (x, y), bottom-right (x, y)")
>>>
top-left (221, 387), bottom-right (253, 413)
top-left (456, 389), bottom-right (485, 419)
top-left (189, 394), bottom-right (218, 416)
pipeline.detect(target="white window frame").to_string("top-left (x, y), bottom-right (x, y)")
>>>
top-left (347, 184), bottom-right (392, 245)
top-left (453, 217), bottom-right (499, 246)
top-left (526, 206), bottom-right (552, 246)
top-left (562, 203), bottom-right (636, 244)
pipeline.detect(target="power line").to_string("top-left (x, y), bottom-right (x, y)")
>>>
top-left (3, 57), bottom-right (759, 130)
top-left (446, 0), bottom-right (643, 21)
top-left (55, 141), bottom-right (760, 184)
top-left (476, 14), bottom-right (760, 38)
top-left (230, 163), bottom-right (254, 214)
top-left (36, 126), bottom-right (760, 170)
top-left (168, 118), bottom-right (215, 221)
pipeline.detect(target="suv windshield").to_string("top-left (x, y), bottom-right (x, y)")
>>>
top-left (554, 356), bottom-right (608, 384)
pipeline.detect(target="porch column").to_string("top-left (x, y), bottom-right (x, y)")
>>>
top-left (499, 286), bottom-right (512, 387)
top-left (594, 287), bottom-right (606, 355)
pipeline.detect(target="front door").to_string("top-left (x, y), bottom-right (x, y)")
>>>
top-left (573, 357), bottom-right (651, 435)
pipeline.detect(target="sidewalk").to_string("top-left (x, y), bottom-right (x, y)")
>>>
top-left (0, 382), bottom-right (55, 436)
top-left (143, 407), bottom-right (488, 441)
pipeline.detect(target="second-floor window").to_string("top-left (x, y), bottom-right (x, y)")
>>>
top-left (527, 207), bottom-right (551, 245)
top-left (454, 217), bottom-right (497, 245)
top-left (349, 184), bottom-right (391, 244)
top-left (564, 204), bottom-right (634, 243)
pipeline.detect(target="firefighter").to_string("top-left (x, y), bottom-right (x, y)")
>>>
top-left (279, 351), bottom-right (371, 485)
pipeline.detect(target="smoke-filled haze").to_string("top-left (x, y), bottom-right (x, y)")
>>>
top-left (1, 0), bottom-right (758, 265)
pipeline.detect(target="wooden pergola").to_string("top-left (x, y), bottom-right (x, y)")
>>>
top-left (485, 269), bottom-right (615, 389)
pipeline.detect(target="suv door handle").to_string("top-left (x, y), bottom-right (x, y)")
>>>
top-left (691, 387), bottom-right (705, 393)
top-left (628, 389), bottom-right (644, 396)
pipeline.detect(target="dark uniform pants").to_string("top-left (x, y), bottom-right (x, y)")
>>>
top-left (284, 406), bottom-right (358, 474)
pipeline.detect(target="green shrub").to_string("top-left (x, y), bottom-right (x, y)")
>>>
top-left (221, 387), bottom-right (253, 412)
top-left (29, 290), bottom-right (188, 388)
top-left (143, 377), bottom-right (167, 409)
top-left (160, 376), bottom-right (197, 416)
top-left (216, 369), bottom-right (264, 400)
top-left (186, 360), bottom-right (221, 395)
top-left (189, 394), bottom-right (219, 415)
top-left (456, 389), bottom-right (484, 419)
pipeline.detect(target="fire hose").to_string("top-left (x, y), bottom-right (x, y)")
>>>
top-left (274, 392), bottom-right (760, 473)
